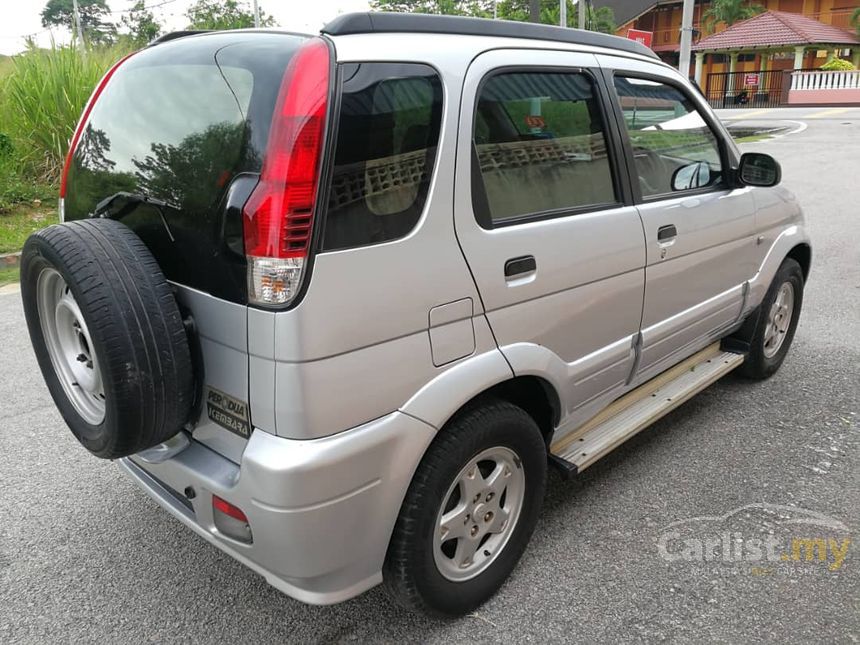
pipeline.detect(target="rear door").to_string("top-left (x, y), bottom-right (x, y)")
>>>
top-left (62, 33), bottom-right (309, 461)
top-left (599, 56), bottom-right (759, 380)
top-left (454, 49), bottom-right (646, 429)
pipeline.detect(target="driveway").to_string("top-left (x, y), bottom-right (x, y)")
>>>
top-left (1, 108), bottom-right (858, 643)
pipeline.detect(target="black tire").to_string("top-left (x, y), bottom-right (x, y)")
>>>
top-left (383, 399), bottom-right (547, 616)
top-left (20, 219), bottom-right (193, 458)
top-left (737, 258), bottom-right (804, 380)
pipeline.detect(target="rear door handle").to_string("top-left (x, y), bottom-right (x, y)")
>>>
top-left (504, 255), bottom-right (536, 279)
top-left (657, 224), bottom-right (677, 242)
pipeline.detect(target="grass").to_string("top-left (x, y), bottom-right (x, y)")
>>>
top-left (0, 202), bottom-right (57, 254)
top-left (733, 133), bottom-right (771, 144)
top-left (0, 43), bottom-right (133, 218)
top-left (0, 44), bottom-right (132, 182)
top-left (0, 265), bottom-right (19, 288)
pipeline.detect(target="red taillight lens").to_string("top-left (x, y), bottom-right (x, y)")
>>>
top-left (59, 52), bottom-right (136, 199)
top-left (244, 37), bottom-right (330, 259)
top-left (212, 495), bottom-right (248, 523)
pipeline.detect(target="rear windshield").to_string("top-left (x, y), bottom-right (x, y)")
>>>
top-left (63, 33), bottom-right (306, 302)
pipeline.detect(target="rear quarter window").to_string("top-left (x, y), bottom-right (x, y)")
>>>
top-left (321, 63), bottom-right (443, 252)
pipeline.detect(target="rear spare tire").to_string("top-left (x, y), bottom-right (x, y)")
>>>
top-left (20, 218), bottom-right (193, 458)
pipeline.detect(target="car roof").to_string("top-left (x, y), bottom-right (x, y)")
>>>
top-left (321, 12), bottom-right (658, 61)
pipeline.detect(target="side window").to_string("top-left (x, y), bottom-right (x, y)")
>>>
top-left (613, 76), bottom-right (724, 198)
top-left (321, 63), bottom-right (443, 252)
top-left (472, 71), bottom-right (617, 226)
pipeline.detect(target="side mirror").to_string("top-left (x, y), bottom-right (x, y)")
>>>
top-left (671, 161), bottom-right (711, 191)
top-left (738, 152), bottom-right (781, 187)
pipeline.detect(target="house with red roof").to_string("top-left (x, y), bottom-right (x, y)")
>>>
top-left (691, 10), bottom-right (859, 85)
top-left (594, 0), bottom-right (859, 81)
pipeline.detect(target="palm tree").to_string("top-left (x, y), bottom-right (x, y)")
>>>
top-left (702, 0), bottom-right (765, 34)
top-left (851, 7), bottom-right (860, 39)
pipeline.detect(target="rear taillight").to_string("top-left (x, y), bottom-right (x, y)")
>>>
top-left (212, 495), bottom-right (253, 543)
top-left (243, 38), bottom-right (331, 306)
top-left (59, 52), bottom-right (136, 215)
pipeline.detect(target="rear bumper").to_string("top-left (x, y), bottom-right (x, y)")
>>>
top-left (118, 411), bottom-right (435, 605)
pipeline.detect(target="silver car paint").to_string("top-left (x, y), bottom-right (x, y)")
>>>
top-left (122, 30), bottom-right (810, 604)
top-left (121, 409), bottom-right (436, 604)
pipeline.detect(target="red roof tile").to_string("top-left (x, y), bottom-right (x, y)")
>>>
top-left (692, 11), bottom-right (859, 51)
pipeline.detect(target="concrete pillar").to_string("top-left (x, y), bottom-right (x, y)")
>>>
top-left (853, 49), bottom-right (860, 69)
top-left (694, 52), bottom-right (706, 85)
top-left (793, 46), bottom-right (805, 70)
top-left (759, 52), bottom-right (769, 72)
top-left (728, 52), bottom-right (739, 94)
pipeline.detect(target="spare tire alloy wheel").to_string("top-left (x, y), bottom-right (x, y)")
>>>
top-left (37, 268), bottom-right (106, 425)
top-left (20, 219), bottom-right (194, 459)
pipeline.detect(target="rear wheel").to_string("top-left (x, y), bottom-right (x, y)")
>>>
top-left (737, 258), bottom-right (804, 379)
top-left (384, 400), bottom-right (546, 616)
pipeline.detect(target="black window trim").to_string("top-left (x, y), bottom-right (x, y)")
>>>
top-left (470, 64), bottom-right (632, 231)
top-left (605, 69), bottom-right (737, 205)
top-left (315, 59), bottom-right (446, 254)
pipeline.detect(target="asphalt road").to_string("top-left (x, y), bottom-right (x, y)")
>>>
top-left (1, 107), bottom-right (858, 643)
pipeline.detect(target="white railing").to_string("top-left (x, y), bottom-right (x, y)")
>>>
top-left (790, 70), bottom-right (860, 91)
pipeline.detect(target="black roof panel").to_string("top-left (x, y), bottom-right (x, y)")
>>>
top-left (321, 12), bottom-right (658, 60)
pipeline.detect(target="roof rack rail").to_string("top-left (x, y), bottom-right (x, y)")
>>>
top-left (321, 12), bottom-right (658, 60)
top-left (150, 30), bottom-right (210, 46)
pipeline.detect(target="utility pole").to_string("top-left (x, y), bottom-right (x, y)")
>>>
top-left (560, 0), bottom-right (567, 28)
top-left (529, 0), bottom-right (540, 23)
top-left (678, 0), bottom-right (695, 78)
top-left (578, 0), bottom-right (586, 29)
top-left (71, 0), bottom-right (85, 48)
top-left (253, 0), bottom-right (260, 28)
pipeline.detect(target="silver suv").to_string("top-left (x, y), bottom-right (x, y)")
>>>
top-left (20, 13), bottom-right (810, 616)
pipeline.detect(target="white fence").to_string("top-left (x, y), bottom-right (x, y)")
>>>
top-left (790, 70), bottom-right (860, 91)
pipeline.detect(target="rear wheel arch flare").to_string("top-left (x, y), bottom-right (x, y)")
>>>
top-left (441, 375), bottom-right (561, 444)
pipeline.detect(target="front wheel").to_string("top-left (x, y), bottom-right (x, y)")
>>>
top-left (383, 400), bottom-right (547, 616)
top-left (738, 257), bottom-right (804, 379)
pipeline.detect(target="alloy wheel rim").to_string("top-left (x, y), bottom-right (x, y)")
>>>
top-left (36, 268), bottom-right (106, 425)
top-left (763, 281), bottom-right (794, 359)
top-left (433, 446), bottom-right (525, 582)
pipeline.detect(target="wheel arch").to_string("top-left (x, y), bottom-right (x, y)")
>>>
top-left (400, 348), bottom-right (561, 446)
top-left (786, 242), bottom-right (811, 281)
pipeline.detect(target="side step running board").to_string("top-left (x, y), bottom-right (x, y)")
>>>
top-left (550, 343), bottom-right (744, 475)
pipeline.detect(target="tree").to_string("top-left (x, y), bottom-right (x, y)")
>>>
top-left (41, 0), bottom-right (116, 44)
top-left (370, 0), bottom-right (614, 32)
top-left (121, 1), bottom-right (161, 46)
top-left (585, 5), bottom-right (615, 33)
top-left (369, 1), bottom-right (492, 17)
top-left (185, 0), bottom-right (276, 30)
top-left (701, 0), bottom-right (764, 34)
top-left (851, 7), bottom-right (860, 40)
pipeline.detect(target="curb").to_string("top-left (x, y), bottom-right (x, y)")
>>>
top-left (1, 251), bottom-right (22, 269)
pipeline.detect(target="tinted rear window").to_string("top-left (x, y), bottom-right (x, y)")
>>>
top-left (321, 63), bottom-right (443, 252)
top-left (63, 33), bottom-right (306, 302)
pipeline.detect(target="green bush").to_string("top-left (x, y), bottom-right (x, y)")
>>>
top-left (0, 43), bottom-right (133, 184)
top-left (820, 58), bottom-right (855, 71)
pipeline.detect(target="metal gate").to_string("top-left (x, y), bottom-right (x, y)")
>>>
top-left (704, 69), bottom-right (795, 109)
